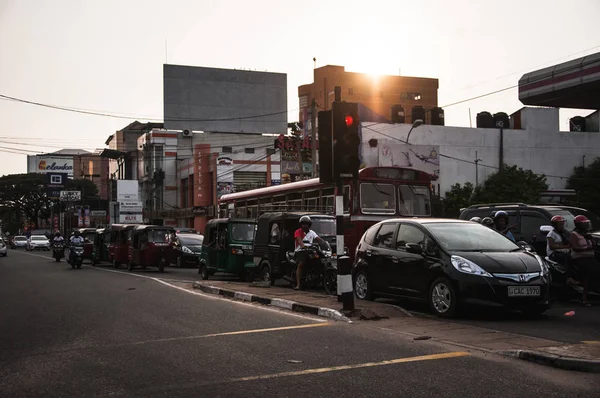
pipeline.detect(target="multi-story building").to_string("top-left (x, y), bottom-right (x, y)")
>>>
top-left (136, 129), bottom-right (280, 231)
top-left (298, 65), bottom-right (439, 125)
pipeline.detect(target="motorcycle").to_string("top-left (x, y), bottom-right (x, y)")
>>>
top-left (52, 242), bottom-right (65, 262)
top-left (68, 243), bottom-right (84, 269)
top-left (283, 240), bottom-right (338, 295)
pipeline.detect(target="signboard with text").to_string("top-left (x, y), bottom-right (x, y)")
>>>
top-left (60, 190), bottom-right (81, 202)
top-left (119, 201), bottom-right (143, 213)
top-left (34, 157), bottom-right (74, 176)
top-left (119, 214), bottom-right (143, 223)
top-left (116, 180), bottom-right (139, 201)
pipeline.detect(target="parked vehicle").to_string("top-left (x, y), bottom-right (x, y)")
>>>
top-left (353, 218), bottom-right (550, 317)
top-left (91, 228), bottom-right (111, 265)
top-left (66, 242), bottom-right (84, 269)
top-left (108, 224), bottom-right (139, 268)
top-left (52, 242), bottom-right (65, 262)
top-left (27, 235), bottom-right (51, 251)
top-left (198, 218), bottom-right (257, 281)
top-left (77, 228), bottom-right (97, 261)
top-left (252, 212), bottom-right (339, 288)
top-left (128, 225), bottom-right (174, 272)
top-left (0, 239), bottom-right (7, 257)
top-left (175, 228), bottom-right (199, 234)
top-left (172, 233), bottom-right (204, 267)
top-left (12, 235), bottom-right (28, 249)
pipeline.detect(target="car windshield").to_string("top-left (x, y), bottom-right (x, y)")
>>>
top-left (552, 208), bottom-right (600, 231)
top-left (427, 222), bottom-right (520, 252)
top-left (15, 237), bottom-right (26, 241)
top-left (311, 218), bottom-right (336, 236)
top-left (31, 236), bottom-right (47, 241)
top-left (179, 235), bottom-right (204, 246)
top-left (148, 230), bottom-right (171, 243)
top-left (399, 185), bottom-right (431, 216)
top-left (231, 223), bottom-right (255, 241)
top-left (360, 183), bottom-right (396, 214)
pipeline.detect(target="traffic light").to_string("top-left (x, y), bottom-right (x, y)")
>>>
top-left (332, 101), bottom-right (360, 179)
top-left (318, 110), bottom-right (333, 184)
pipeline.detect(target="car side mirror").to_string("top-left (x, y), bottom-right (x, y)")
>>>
top-left (405, 243), bottom-right (422, 255)
top-left (539, 225), bottom-right (552, 234)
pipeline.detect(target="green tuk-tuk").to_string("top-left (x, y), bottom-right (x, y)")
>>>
top-left (198, 218), bottom-right (257, 281)
top-left (91, 228), bottom-right (111, 265)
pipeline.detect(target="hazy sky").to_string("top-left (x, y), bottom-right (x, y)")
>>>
top-left (1, 0), bottom-right (599, 176)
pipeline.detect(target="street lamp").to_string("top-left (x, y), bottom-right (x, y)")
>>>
top-left (405, 119), bottom-right (424, 144)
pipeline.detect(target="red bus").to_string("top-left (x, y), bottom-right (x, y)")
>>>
top-left (218, 166), bottom-right (433, 260)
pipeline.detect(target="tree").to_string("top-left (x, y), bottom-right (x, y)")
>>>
top-left (443, 182), bottom-right (474, 217)
top-left (471, 165), bottom-right (548, 204)
top-left (566, 157), bottom-right (600, 216)
top-left (67, 178), bottom-right (99, 200)
top-left (0, 173), bottom-right (53, 229)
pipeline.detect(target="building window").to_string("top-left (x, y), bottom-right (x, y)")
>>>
top-left (245, 148), bottom-right (255, 154)
top-left (299, 95), bottom-right (308, 109)
top-left (348, 88), bottom-right (354, 95)
top-left (222, 146), bottom-right (232, 153)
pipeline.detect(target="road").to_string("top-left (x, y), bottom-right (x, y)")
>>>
top-left (1, 250), bottom-right (599, 397)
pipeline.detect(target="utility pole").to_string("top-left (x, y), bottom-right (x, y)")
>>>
top-left (475, 151), bottom-right (481, 187)
top-left (498, 126), bottom-right (504, 171)
top-left (311, 99), bottom-right (317, 177)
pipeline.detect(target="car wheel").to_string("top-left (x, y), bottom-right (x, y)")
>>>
top-left (521, 305), bottom-right (547, 317)
top-left (429, 277), bottom-right (459, 317)
top-left (199, 264), bottom-right (209, 280)
top-left (354, 271), bottom-right (374, 301)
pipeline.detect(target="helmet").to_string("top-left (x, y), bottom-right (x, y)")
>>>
top-left (54, 231), bottom-right (61, 237)
top-left (482, 217), bottom-right (494, 227)
top-left (299, 215), bottom-right (312, 226)
top-left (469, 217), bottom-right (482, 223)
top-left (551, 215), bottom-right (566, 226)
top-left (493, 210), bottom-right (509, 221)
top-left (574, 215), bottom-right (591, 231)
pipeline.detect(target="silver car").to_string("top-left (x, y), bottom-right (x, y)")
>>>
top-left (27, 235), bottom-right (51, 251)
top-left (13, 236), bottom-right (28, 249)
top-left (0, 239), bottom-right (7, 257)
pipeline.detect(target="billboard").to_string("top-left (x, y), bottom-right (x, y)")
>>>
top-left (119, 214), bottom-right (143, 223)
top-left (28, 156), bottom-right (74, 176)
top-left (164, 65), bottom-right (287, 134)
top-left (60, 190), bottom-right (82, 202)
top-left (116, 180), bottom-right (139, 201)
top-left (362, 143), bottom-right (440, 181)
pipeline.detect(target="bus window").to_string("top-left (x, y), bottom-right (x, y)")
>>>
top-left (360, 183), bottom-right (396, 215)
top-left (398, 185), bottom-right (431, 216)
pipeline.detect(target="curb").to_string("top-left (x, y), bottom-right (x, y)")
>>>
top-left (192, 282), bottom-right (352, 323)
top-left (497, 349), bottom-right (600, 373)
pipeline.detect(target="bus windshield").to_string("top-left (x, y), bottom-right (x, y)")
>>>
top-left (360, 183), bottom-right (396, 214)
top-left (399, 185), bottom-right (431, 216)
top-left (312, 218), bottom-right (336, 237)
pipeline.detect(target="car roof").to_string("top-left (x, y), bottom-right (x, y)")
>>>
top-left (177, 232), bottom-right (203, 237)
top-left (380, 218), bottom-right (472, 225)
top-left (31, 235), bottom-right (48, 238)
top-left (15, 235), bottom-right (27, 238)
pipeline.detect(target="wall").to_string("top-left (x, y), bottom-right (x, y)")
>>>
top-left (72, 154), bottom-right (110, 200)
top-left (164, 65), bottom-right (287, 134)
top-left (362, 107), bottom-right (600, 196)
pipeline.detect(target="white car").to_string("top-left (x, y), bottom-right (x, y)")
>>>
top-left (27, 235), bottom-right (51, 251)
top-left (13, 236), bottom-right (28, 249)
top-left (0, 239), bottom-right (7, 256)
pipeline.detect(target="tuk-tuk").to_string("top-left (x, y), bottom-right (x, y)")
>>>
top-left (78, 228), bottom-right (97, 261)
top-left (91, 228), bottom-right (111, 265)
top-left (108, 224), bottom-right (139, 268)
top-left (252, 212), bottom-right (337, 284)
top-left (128, 225), bottom-right (174, 272)
top-left (198, 218), bottom-right (257, 281)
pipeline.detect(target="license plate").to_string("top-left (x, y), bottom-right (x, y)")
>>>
top-left (508, 286), bottom-right (540, 297)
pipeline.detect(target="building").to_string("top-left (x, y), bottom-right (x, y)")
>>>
top-left (136, 130), bottom-right (280, 231)
top-left (298, 65), bottom-right (439, 125)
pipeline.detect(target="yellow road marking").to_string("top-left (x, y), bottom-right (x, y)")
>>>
top-left (582, 341), bottom-right (600, 345)
top-left (228, 352), bottom-right (470, 383)
top-left (130, 322), bottom-right (330, 346)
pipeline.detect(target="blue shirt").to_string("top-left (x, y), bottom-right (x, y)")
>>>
top-left (504, 230), bottom-right (516, 242)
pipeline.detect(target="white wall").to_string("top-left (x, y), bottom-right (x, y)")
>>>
top-left (362, 107), bottom-right (600, 196)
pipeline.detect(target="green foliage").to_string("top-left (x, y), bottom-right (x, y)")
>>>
top-left (471, 165), bottom-right (548, 204)
top-left (0, 173), bottom-right (53, 229)
top-left (566, 157), bottom-right (600, 216)
top-left (443, 182), bottom-right (474, 217)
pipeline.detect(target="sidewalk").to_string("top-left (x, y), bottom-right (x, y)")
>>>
top-left (190, 280), bottom-right (600, 373)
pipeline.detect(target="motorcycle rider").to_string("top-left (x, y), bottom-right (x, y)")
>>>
top-left (569, 215), bottom-right (599, 306)
top-left (52, 231), bottom-right (65, 245)
top-left (469, 217), bottom-right (482, 223)
top-left (492, 211), bottom-right (516, 242)
top-left (294, 216), bottom-right (325, 290)
top-left (546, 215), bottom-right (577, 284)
top-left (69, 230), bottom-right (85, 263)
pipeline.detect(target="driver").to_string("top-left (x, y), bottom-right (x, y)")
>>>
top-left (492, 211), bottom-right (516, 242)
top-left (294, 216), bottom-right (325, 290)
top-left (53, 231), bottom-right (65, 245)
top-left (70, 230), bottom-right (84, 245)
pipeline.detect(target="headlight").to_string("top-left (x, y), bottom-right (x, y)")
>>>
top-left (231, 248), bottom-right (243, 255)
top-left (534, 254), bottom-right (549, 276)
top-left (182, 246), bottom-right (193, 254)
top-left (451, 256), bottom-right (492, 277)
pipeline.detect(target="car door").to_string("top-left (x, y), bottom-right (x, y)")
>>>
top-left (369, 222), bottom-right (399, 295)
top-left (389, 223), bottom-right (428, 298)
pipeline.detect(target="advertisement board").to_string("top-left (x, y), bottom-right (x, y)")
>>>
top-left (117, 180), bottom-right (139, 201)
top-left (361, 143), bottom-right (440, 181)
top-left (119, 201), bottom-right (143, 213)
top-left (34, 157), bottom-right (74, 175)
top-left (119, 214), bottom-right (143, 223)
top-left (60, 190), bottom-right (81, 202)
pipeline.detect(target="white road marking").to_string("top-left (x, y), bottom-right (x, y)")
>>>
top-left (15, 250), bottom-right (328, 323)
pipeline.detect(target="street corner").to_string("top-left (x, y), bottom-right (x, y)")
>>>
top-left (497, 343), bottom-right (600, 373)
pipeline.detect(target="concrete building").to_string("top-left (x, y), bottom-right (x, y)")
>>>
top-left (298, 65), bottom-right (439, 125)
top-left (136, 129), bottom-right (280, 231)
top-left (361, 107), bottom-right (600, 197)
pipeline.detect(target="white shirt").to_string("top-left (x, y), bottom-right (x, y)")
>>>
top-left (546, 229), bottom-right (567, 257)
top-left (70, 236), bottom-right (84, 245)
top-left (294, 229), bottom-right (319, 252)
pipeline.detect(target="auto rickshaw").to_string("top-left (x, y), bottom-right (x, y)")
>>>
top-left (128, 225), bottom-right (174, 272)
top-left (108, 224), bottom-right (139, 268)
top-left (198, 218), bottom-right (257, 281)
top-left (252, 212), bottom-right (338, 284)
top-left (78, 228), bottom-right (97, 262)
top-left (91, 228), bottom-right (111, 265)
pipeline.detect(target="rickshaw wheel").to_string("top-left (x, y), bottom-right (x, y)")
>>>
top-left (199, 264), bottom-right (209, 280)
top-left (260, 264), bottom-right (274, 286)
top-left (158, 259), bottom-right (165, 273)
top-left (91, 256), bottom-right (97, 266)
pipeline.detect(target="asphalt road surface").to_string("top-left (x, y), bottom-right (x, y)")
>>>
top-left (2, 250), bottom-right (599, 397)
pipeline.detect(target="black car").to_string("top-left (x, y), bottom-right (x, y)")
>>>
top-left (353, 218), bottom-right (550, 317)
top-left (173, 233), bottom-right (204, 267)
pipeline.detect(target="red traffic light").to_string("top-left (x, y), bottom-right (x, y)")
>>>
top-left (345, 115), bottom-right (354, 127)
